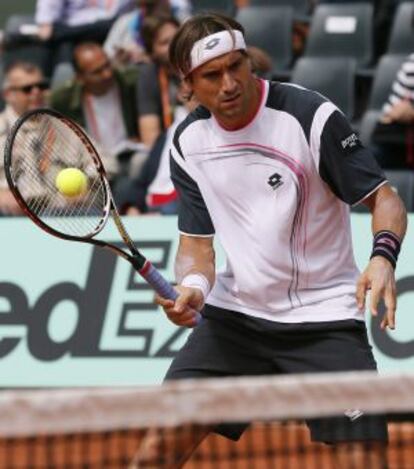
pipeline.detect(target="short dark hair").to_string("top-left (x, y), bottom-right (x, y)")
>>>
top-left (3, 61), bottom-right (43, 89)
top-left (72, 42), bottom-right (105, 73)
top-left (4, 61), bottom-right (42, 78)
top-left (169, 13), bottom-right (245, 77)
top-left (137, 0), bottom-right (171, 16)
top-left (141, 14), bottom-right (180, 56)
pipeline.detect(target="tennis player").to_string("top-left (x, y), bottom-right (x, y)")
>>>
top-left (133, 13), bottom-right (407, 469)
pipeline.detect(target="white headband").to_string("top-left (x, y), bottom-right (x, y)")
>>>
top-left (189, 29), bottom-right (246, 74)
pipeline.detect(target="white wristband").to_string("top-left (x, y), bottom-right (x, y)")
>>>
top-left (181, 273), bottom-right (211, 301)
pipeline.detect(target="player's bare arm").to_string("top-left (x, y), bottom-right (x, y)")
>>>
top-left (357, 184), bottom-right (407, 329)
top-left (156, 234), bottom-right (215, 327)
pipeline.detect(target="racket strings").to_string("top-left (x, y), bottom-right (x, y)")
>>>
top-left (9, 113), bottom-right (108, 237)
top-left (15, 121), bottom-right (52, 199)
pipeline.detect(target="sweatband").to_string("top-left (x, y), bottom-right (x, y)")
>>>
top-left (370, 230), bottom-right (401, 269)
top-left (181, 273), bottom-right (211, 300)
top-left (189, 29), bottom-right (246, 73)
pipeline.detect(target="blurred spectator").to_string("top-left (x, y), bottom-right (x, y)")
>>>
top-left (49, 42), bottom-right (146, 203)
top-left (104, 0), bottom-right (192, 66)
top-left (122, 105), bottom-right (188, 215)
top-left (0, 62), bottom-right (49, 216)
top-left (122, 86), bottom-right (195, 215)
top-left (34, 0), bottom-right (135, 75)
top-left (382, 57), bottom-right (414, 125)
top-left (247, 46), bottom-right (272, 78)
top-left (35, 0), bottom-right (134, 41)
top-left (136, 14), bottom-right (180, 147)
top-left (371, 53), bottom-right (414, 169)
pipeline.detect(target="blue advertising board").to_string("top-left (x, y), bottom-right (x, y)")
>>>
top-left (0, 214), bottom-right (412, 386)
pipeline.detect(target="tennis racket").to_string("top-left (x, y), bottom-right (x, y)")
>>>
top-left (4, 108), bottom-right (201, 324)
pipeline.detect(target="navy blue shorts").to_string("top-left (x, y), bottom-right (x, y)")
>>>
top-left (164, 304), bottom-right (388, 444)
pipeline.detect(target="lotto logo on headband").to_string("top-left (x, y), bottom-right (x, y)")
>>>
top-left (205, 38), bottom-right (220, 50)
top-left (189, 29), bottom-right (247, 74)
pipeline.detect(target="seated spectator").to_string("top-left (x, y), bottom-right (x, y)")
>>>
top-left (0, 62), bottom-right (49, 215)
top-left (104, 0), bottom-right (192, 66)
top-left (247, 46), bottom-right (272, 78)
top-left (120, 87), bottom-right (194, 215)
top-left (34, 0), bottom-right (135, 75)
top-left (49, 42), bottom-right (146, 204)
top-left (371, 53), bottom-right (414, 169)
top-left (136, 14), bottom-right (180, 147)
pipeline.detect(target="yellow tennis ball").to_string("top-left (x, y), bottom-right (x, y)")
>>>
top-left (55, 168), bottom-right (87, 197)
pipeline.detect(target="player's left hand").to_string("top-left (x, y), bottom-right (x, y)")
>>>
top-left (356, 256), bottom-right (397, 330)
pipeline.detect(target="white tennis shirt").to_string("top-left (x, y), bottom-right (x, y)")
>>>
top-left (170, 80), bottom-right (387, 323)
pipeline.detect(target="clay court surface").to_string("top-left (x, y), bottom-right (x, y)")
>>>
top-left (0, 422), bottom-right (413, 468)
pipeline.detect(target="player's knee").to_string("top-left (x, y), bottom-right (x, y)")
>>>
top-left (129, 431), bottom-right (172, 469)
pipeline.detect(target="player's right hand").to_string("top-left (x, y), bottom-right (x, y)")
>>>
top-left (155, 286), bottom-right (204, 328)
top-left (0, 189), bottom-right (23, 215)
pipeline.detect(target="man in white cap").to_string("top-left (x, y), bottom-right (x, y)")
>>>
top-left (132, 13), bottom-right (407, 469)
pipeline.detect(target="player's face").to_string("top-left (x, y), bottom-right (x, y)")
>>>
top-left (4, 69), bottom-right (47, 115)
top-left (188, 51), bottom-right (259, 129)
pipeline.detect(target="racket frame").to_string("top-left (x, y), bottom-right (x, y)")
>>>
top-left (4, 108), bottom-right (188, 306)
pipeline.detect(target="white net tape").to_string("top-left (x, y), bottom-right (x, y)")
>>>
top-left (1, 371), bottom-right (414, 438)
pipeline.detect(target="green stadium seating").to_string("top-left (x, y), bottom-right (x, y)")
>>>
top-left (292, 56), bottom-right (357, 119)
top-left (387, 2), bottom-right (414, 56)
top-left (305, 3), bottom-right (374, 69)
top-left (0, 0), bottom-right (36, 29)
top-left (236, 6), bottom-right (294, 76)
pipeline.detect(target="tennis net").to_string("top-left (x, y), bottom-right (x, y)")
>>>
top-left (1, 371), bottom-right (414, 468)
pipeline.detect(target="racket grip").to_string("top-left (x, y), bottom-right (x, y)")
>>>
top-left (140, 262), bottom-right (202, 325)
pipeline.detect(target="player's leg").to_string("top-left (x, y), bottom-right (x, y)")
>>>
top-left (130, 305), bottom-right (274, 468)
top-left (306, 413), bottom-right (388, 469)
top-left (271, 319), bottom-right (389, 468)
top-left (129, 425), bottom-right (212, 469)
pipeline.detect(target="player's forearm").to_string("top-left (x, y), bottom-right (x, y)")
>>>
top-left (174, 235), bottom-right (216, 292)
top-left (367, 184), bottom-right (407, 240)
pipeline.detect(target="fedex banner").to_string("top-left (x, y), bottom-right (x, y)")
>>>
top-left (0, 215), bottom-right (413, 386)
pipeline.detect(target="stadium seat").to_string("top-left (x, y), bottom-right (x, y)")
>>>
top-left (3, 14), bottom-right (38, 45)
top-left (291, 57), bottom-right (356, 119)
top-left (245, 0), bottom-right (310, 19)
top-left (305, 3), bottom-right (374, 69)
top-left (2, 14), bottom-right (50, 76)
top-left (387, 2), bottom-right (414, 56)
top-left (358, 109), bottom-right (381, 148)
top-left (384, 170), bottom-right (414, 212)
top-left (235, 6), bottom-right (294, 76)
top-left (366, 54), bottom-right (406, 110)
top-left (0, 0), bottom-right (36, 29)
top-left (192, 0), bottom-right (234, 15)
top-left (50, 62), bottom-right (75, 89)
top-left (358, 54), bottom-right (406, 146)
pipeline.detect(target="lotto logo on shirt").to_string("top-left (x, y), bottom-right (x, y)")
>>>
top-left (341, 133), bottom-right (359, 150)
top-left (268, 173), bottom-right (283, 191)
